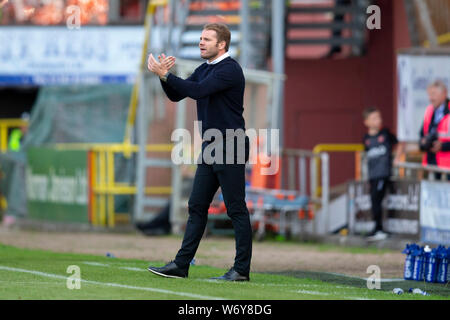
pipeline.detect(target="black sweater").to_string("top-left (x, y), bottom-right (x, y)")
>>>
top-left (160, 57), bottom-right (246, 136)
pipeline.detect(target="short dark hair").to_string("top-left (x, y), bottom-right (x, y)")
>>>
top-left (203, 23), bottom-right (231, 52)
top-left (362, 107), bottom-right (380, 120)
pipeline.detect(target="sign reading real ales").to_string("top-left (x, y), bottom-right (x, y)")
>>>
top-left (26, 147), bottom-right (89, 223)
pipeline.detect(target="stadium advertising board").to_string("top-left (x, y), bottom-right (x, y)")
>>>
top-left (26, 147), bottom-right (89, 223)
top-left (420, 181), bottom-right (450, 245)
top-left (0, 26), bottom-right (144, 85)
top-left (348, 180), bottom-right (420, 238)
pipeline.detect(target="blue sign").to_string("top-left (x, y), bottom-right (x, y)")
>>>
top-left (0, 26), bottom-right (145, 85)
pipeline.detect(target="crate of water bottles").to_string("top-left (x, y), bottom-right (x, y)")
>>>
top-left (402, 243), bottom-right (449, 283)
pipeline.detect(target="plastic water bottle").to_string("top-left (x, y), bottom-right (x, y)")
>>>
top-left (447, 247), bottom-right (450, 282)
top-left (190, 258), bottom-right (196, 266)
top-left (423, 246), bottom-right (438, 283)
top-left (448, 247), bottom-right (450, 283)
top-left (412, 246), bottom-right (424, 281)
top-left (436, 246), bottom-right (449, 284)
top-left (409, 288), bottom-right (429, 296)
top-left (106, 252), bottom-right (116, 258)
top-left (392, 288), bottom-right (404, 295)
top-left (402, 244), bottom-right (415, 280)
top-left (402, 244), bottom-right (424, 281)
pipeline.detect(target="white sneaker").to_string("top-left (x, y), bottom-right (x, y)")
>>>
top-left (367, 231), bottom-right (388, 241)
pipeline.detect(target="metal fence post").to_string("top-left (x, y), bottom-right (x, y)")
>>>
top-left (299, 156), bottom-right (307, 196)
top-left (321, 153), bottom-right (330, 234)
top-left (170, 66), bottom-right (188, 235)
top-left (310, 156), bottom-right (317, 234)
top-left (134, 73), bottom-right (148, 223)
top-left (288, 155), bottom-right (296, 190)
top-left (240, 0), bottom-right (250, 68)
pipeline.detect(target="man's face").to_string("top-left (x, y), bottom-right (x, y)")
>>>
top-left (199, 29), bottom-right (224, 61)
top-left (427, 87), bottom-right (447, 107)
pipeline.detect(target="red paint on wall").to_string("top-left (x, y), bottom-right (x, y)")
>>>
top-left (283, 0), bottom-right (411, 187)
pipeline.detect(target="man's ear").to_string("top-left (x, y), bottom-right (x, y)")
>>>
top-left (218, 40), bottom-right (226, 50)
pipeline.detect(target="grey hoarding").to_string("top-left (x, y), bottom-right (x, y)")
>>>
top-left (348, 180), bottom-right (420, 238)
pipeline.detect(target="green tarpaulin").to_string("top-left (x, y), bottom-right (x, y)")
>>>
top-left (0, 84), bottom-right (134, 219)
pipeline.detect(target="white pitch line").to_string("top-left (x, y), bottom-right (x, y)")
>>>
top-left (295, 289), bottom-right (329, 296)
top-left (82, 262), bottom-right (110, 267)
top-left (0, 265), bottom-right (225, 300)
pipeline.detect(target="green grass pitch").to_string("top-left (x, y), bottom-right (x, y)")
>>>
top-left (0, 244), bottom-right (448, 300)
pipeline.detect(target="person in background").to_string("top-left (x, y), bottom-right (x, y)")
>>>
top-left (363, 107), bottom-right (402, 241)
top-left (419, 80), bottom-right (450, 180)
top-left (8, 112), bottom-right (29, 152)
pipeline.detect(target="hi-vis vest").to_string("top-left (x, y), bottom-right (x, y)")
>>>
top-left (8, 129), bottom-right (22, 152)
top-left (422, 101), bottom-right (450, 168)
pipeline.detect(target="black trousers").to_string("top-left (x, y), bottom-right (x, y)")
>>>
top-left (431, 172), bottom-right (450, 181)
top-left (174, 137), bottom-right (252, 276)
top-left (426, 155), bottom-right (450, 181)
top-left (369, 178), bottom-right (389, 232)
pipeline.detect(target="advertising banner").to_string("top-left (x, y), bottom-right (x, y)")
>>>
top-left (26, 147), bottom-right (89, 223)
top-left (420, 180), bottom-right (450, 245)
top-left (0, 26), bottom-right (144, 85)
top-left (348, 180), bottom-right (420, 238)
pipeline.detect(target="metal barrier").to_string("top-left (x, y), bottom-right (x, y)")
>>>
top-left (393, 161), bottom-right (450, 181)
top-left (312, 144), bottom-right (365, 196)
top-left (55, 143), bottom-right (173, 227)
top-left (245, 187), bottom-right (309, 240)
top-left (281, 148), bottom-right (330, 235)
top-left (357, 149), bottom-right (450, 182)
top-left (0, 119), bottom-right (28, 153)
top-left (207, 148), bottom-right (331, 237)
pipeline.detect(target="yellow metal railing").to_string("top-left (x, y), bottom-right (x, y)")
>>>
top-left (0, 195), bottom-right (7, 213)
top-left (0, 119), bottom-right (28, 213)
top-left (55, 143), bottom-right (173, 227)
top-left (313, 144), bottom-right (365, 197)
top-left (91, 143), bottom-right (172, 227)
top-left (124, 0), bottom-right (168, 146)
top-left (424, 32), bottom-right (450, 48)
top-left (0, 119), bottom-right (28, 153)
